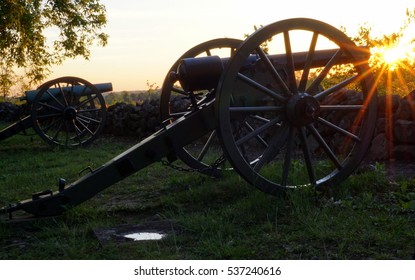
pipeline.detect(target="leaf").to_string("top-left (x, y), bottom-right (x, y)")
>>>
top-left (401, 200), bottom-right (415, 210)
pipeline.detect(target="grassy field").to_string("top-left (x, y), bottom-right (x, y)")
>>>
top-left (0, 126), bottom-right (414, 260)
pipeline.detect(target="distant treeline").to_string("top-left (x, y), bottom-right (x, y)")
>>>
top-left (104, 90), bottom-right (161, 105)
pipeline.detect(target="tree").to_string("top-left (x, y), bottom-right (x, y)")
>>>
top-left (244, 25), bottom-right (272, 53)
top-left (343, 8), bottom-right (415, 96)
top-left (0, 0), bottom-right (108, 97)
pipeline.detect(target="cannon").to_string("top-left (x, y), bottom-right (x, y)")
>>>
top-left (0, 76), bottom-right (111, 147)
top-left (1, 18), bottom-right (377, 219)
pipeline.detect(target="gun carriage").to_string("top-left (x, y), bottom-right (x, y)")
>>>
top-left (1, 18), bottom-right (377, 219)
top-left (0, 77), bottom-right (111, 147)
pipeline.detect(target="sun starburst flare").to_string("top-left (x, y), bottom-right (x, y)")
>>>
top-left (373, 43), bottom-right (414, 70)
top-left (371, 26), bottom-right (415, 71)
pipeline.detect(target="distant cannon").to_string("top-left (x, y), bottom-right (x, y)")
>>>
top-left (0, 77), bottom-right (111, 147)
top-left (1, 18), bottom-right (377, 219)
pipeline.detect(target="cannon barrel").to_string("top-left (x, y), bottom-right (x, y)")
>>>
top-left (22, 82), bottom-right (113, 104)
top-left (176, 47), bottom-right (370, 92)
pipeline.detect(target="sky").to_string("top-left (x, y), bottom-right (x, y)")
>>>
top-left (48, 0), bottom-right (415, 91)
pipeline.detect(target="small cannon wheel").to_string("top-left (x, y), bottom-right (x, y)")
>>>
top-left (216, 18), bottom-right (377, 194)
top-left (31, 76), bottom-right (107, 147)
top-left (160, 38), bottom-right (242, 175)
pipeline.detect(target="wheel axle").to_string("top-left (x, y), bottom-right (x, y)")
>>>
top-left (63, 106), bottom-right (78, 121)
top-left (286, 93), bottom-right (320, 126)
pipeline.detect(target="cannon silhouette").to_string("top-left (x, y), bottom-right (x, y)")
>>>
top-left (0, 77), bottom-right (111, 147)
top-left (1, 18), bottom-right (377, 219)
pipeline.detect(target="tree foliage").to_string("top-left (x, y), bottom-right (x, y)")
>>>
top-left (344, 8), bottom-right (415, 96)
top-left (0, 0), bottom-right (108, 96)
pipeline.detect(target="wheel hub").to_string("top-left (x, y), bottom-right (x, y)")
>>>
top-left (63, 106), bottom-right (78, 121)
top-left (286, 93), bottom-right (320, 126)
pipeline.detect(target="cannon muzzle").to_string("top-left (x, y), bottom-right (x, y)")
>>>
top-left (22, 82), bottom-right (113, 104)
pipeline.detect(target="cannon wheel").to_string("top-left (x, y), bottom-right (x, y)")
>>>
top-left (216, 18), bottom-right (377, 194)
top-left (31, 76), bottom-right (107, 147)
top-left (160, 38), bottom-right (242, 175)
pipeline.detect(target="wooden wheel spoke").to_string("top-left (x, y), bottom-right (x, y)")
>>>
top-left (299, 127), bottom-right (316, 185)
top-left (57, 84), bottom-right (69, 107)
top-left (283, 31), bottom-right (298, 94)
top-left (307, 49), bottom-right (344, 94)
top-left (229, 106), bottom-right (282, 113)
top-left (76, 118), bottom-right (95, 136)
top-left (235, 117), bottom-right (280, 146)
top-left (50, 120), bottom-right (64, 142)
top-left (249, 115), bottom-right (271, 123)
top-left (244, 121), bottom-right (268, 148)
top-left (77, 93), bottom-right (98, 108)
top-left (38, 101), bottom-right (63, 112)
top-left (317, 117), bottom-right (361, 142)
top-left (197, 130), bottom-right (217, 161)
top-left (307, 124), bottom-right (342, 169)
top-left (77, 114), bottom-right (102, 124)
top-left (68, 83), bottom-right (76, 105)
top-left (299, 32), bottom-right (319, 92)
top-left (256, 47), bottom-right (292, 96)
top-left (281, 126), bottom-right (295, 186)
top-left (45, 88), bottom-right (65, 109)
top-left (40, 117), bottom-right (61, 135)
top-left (253, 123), bottom-right (290, 173)
top-left (237, 73), bottom-right (286, 102)
top-left (314, 75), bottom-right (360, 101)
top-left (320, 105), bottom-right (364, 111)
top-left (71, 120), bottom-right (83, 144)
top-left (36, 113), bottom-right (62, 119)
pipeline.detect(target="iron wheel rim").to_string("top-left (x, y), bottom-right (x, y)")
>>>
top-left (216, 18), bottom-right (377, 194)
top-left (31, 76), bottom-right (107, 147)
top-left (160, 38), bottom-right (243, 175)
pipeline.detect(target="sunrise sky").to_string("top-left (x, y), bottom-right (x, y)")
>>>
top-left (48, 0), bottom-right (415, 91)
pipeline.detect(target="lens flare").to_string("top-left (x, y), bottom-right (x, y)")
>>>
top-left (372, 28), bottom-right (415, 71)
top-left (380, 44), bottom-right (412, 70)
top-left (383, 46), bottom-right (408, 64)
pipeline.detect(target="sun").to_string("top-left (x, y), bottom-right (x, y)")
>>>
top-left (372, 29), bottom-right (415, 71)
top-left (377, 44), bottom-right (414, 71)
top-left (383, 45), bottom-right (408, 64)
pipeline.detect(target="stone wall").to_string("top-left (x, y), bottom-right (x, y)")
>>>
top-left (369, 92), bottom-right (415, 161)
top-left (104, 100), bottom-right (161, 138)
top-left (0, 102), bottom-right (27, 122)
top-left (103, 96), bottom-right (189, 139)
top-left (1, 92), bottom-right (415, 161)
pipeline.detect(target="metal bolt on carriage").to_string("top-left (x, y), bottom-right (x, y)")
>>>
top-left (1, 18), bottom-right (377, 219)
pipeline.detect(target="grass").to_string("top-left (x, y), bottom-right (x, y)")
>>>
top-left (0, 125), bottom-right (414, 259)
